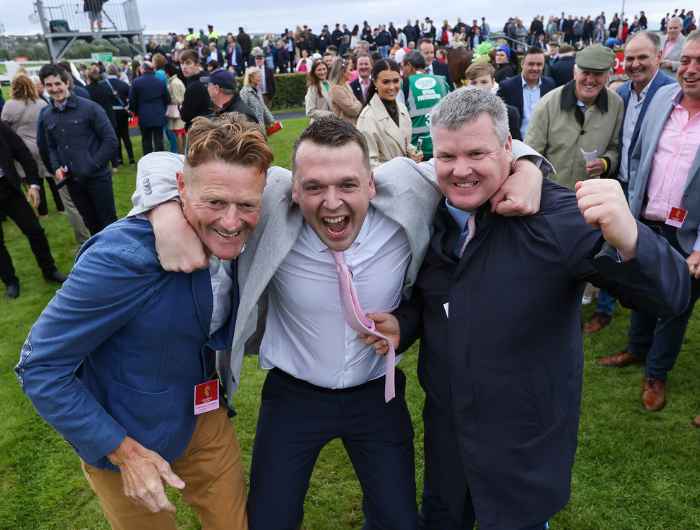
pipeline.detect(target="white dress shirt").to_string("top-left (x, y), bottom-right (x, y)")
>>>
top-left (521, 76), bottom-right (542, 139)
top-left (209, 256), bottom-right (234, 335)
top-left (260, 206), bottom-right (411, 388)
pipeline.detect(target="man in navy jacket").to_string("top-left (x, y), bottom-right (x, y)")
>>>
top-left (129, 61), bottom-right (170, 155)
top-left (16, 117), bottom-right (273, 530)
top-left (366, 88), bottom-right (689, 530)
top-left (497, 47), bottom-right (556, 139)
top-left (38, 64), bottom-right (118, 235)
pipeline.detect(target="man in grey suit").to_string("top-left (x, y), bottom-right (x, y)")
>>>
top-left (597, 31), bottom-right (700, 416)
top-left (130, 116), bottom-right (548, 528)
top-left (660, 17), bottom-right (686, 75)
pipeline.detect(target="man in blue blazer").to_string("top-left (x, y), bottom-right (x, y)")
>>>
top-left (585, 31), bottom-right (676, 334)
top-left (16, 118), bottom-right (273, 530)
top-left (597, 31), bottom-right (700, 414)
top-left (129, 61), bottom-right (170, 155)
top-left (497, 47), bottom-right (556, 139)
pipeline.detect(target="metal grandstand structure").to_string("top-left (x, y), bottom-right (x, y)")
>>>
top-left (33, 0), bottom-right (146, 61)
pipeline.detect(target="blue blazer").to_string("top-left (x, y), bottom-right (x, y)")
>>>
top-left (497, 74), bottom-right (556, 121)
top-left (16, 218), bottom-right (238, 470)
top-left (616, 71), bottom-right (676, 178)
top-left (129, 72), bottom-right (171, 128)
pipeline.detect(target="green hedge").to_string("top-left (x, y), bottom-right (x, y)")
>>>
top-left (269, 73), bottom-right (307, 110)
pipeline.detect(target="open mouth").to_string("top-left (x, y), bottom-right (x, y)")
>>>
top-left (322, 215), bottom-right (350, 239)
top-left (213, 228), bottom-right (241, 240)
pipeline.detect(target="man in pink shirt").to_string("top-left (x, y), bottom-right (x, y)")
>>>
top-left (598, 31), bottom-right (700, 420)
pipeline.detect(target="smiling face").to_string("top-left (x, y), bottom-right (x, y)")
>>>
top-left (43, 74), bottom-right (69, 103)
top-left (357, 56), bottom-right (372, 79)
top-left (574, 67), bottom-right (609, 105)
top-left (314, 62), bottom-right (328, 81)
top-left (624, 35), bottom-right (661, 89)
top-left (433, 114), bottom-right (512, 211)
top-left (292, 141), bottom-right (375, 252)
top-left (678, 39), bottom-right (700, 101)
top-left (667, 19), bottom-right (682, 40)
top-left (374, 68), bottom-right (401, 101)
top-left (522, 52), bottom-right (545, 85)
top-left (177, 160), bottom-right (265, 260)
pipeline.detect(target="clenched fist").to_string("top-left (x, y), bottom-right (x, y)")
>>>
top-left (576, 179), bottom-right (638, 260)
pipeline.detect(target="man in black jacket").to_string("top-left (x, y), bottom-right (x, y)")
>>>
top-left (0, 122), bottom-right (66, 298)
top-left (365, 88), bottom-right (689, 530)
top-left (419, 38), bottom-right (453, 87)
top-left (180, 50), bottom-right (212, 129)
top-left (549, 44), bottom-right (576, 87)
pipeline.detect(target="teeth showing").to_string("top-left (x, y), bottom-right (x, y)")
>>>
top-left (214, 228), bottom-right (241, 239)
top-left (455, 180), bottom-right (479, 188)
top-left (324, 216), bottom-right (346, 224)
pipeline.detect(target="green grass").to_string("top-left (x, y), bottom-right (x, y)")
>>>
top-left (1, 116), bottom-right (699, 529)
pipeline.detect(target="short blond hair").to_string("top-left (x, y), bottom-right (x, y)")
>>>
top-left (186, 114), bottom-right (273, 172)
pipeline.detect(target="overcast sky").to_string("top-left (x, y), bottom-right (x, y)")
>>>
top-left (3, 0), bottom-right (678, 35)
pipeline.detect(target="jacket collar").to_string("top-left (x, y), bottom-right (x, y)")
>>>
top-left (52, 93), bottom-right (78, 112)
top-left (560, 80), bottom-right (609, 113)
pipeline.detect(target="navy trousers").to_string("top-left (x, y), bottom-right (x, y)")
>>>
top-left (247, 368), bottom-right (417, 530)
top-left (627, 221), bottom-right (700, 380)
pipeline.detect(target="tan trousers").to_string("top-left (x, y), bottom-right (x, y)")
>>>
top-left (82, 407), bottom-right (248, 530)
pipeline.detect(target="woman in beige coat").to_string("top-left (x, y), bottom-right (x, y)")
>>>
top-left (328, 58), bottom-right (362, 125)
top-left (356, 59), bottom-right (422, 168)
top-left (304, 59), bottom-right (333, 122)
top-left (164, 63), bottom-right (186, 153)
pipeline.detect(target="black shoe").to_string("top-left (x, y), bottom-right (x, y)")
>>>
top-left (5, 282), bottom-right (19, 299)
top-left (43, 270), bottom-right (67, 283)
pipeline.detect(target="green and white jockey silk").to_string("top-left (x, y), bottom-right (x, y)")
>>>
top-left (405, 73), bottom-right (450, 159)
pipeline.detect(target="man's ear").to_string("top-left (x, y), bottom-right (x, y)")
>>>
top-left (176, 171), bottom-right (186, 196)
top-left (504, 134), bottom-right (513, 155)
top-left (291, 175), bottom-right (300, 204)
top-left (367, 171), bottom-right (377, 200)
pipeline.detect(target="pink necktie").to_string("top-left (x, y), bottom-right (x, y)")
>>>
top-left (332, 251), bottom-right (396, 402)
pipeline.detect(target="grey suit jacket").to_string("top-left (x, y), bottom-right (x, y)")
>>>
top-left (627, 83), bottom-right (700, 255)
top-left (660, 34), bottom-right (686, 74)
top-left (130, 141), bottom-right (548, 401)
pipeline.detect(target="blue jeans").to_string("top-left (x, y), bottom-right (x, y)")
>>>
top-left (627, 222), bottom-right (700, 379)
top-left (596, 289), bottom-right (616, 316)
top-left (165, 128), bottom-right (178, 153)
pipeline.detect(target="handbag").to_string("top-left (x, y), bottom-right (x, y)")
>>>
top-left (165, 104), bottom-right (181, 119)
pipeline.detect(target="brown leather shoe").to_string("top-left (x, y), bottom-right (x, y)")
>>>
top-left (642, 377), bottom-right (666, 411)
top-left (692, 415), bottom-right (700, 428)
top-left (584, 312), bottom-right (613, 334)
top-left (596, 350), bottom-right (644, 367)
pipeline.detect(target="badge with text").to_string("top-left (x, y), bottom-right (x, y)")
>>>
top-left (665, 207), bottom-right (688, 228)
top-left (194, 380), bottom-right (219, 415)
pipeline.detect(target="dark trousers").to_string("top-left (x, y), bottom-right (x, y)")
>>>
top-left (37, 176), bottom-right (64, 216)
top-left (248, 368), bottom-right (417, 530)
top-left (115, 110), bottom-right (134, 163)
top-left (627, 221), bottom-right (700, 380)
top-left (0, 179), bottom-right (56, 285)
top-left (140, 125), bottom-right (164, 155)
top-left (65, 174), bottom-right (117, 235)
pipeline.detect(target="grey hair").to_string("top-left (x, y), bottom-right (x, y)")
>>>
top-left (429, 87), bottom-right (509, 144)
top-left (668, 17), bottom-right (683, 27)
top-left (687, 30), bottom-right (700, 45)
top-left (629, 31), bottom-right (661, 52)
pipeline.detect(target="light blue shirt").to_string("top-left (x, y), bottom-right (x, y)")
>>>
top-left (521, 76), bottom-right (542, 139)
top-left (259, 206), bottom-right (411, 389)
top-left (445, 199), bottom-right (473, 255)
top-left (618, 71), bottom-right (658, 183)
